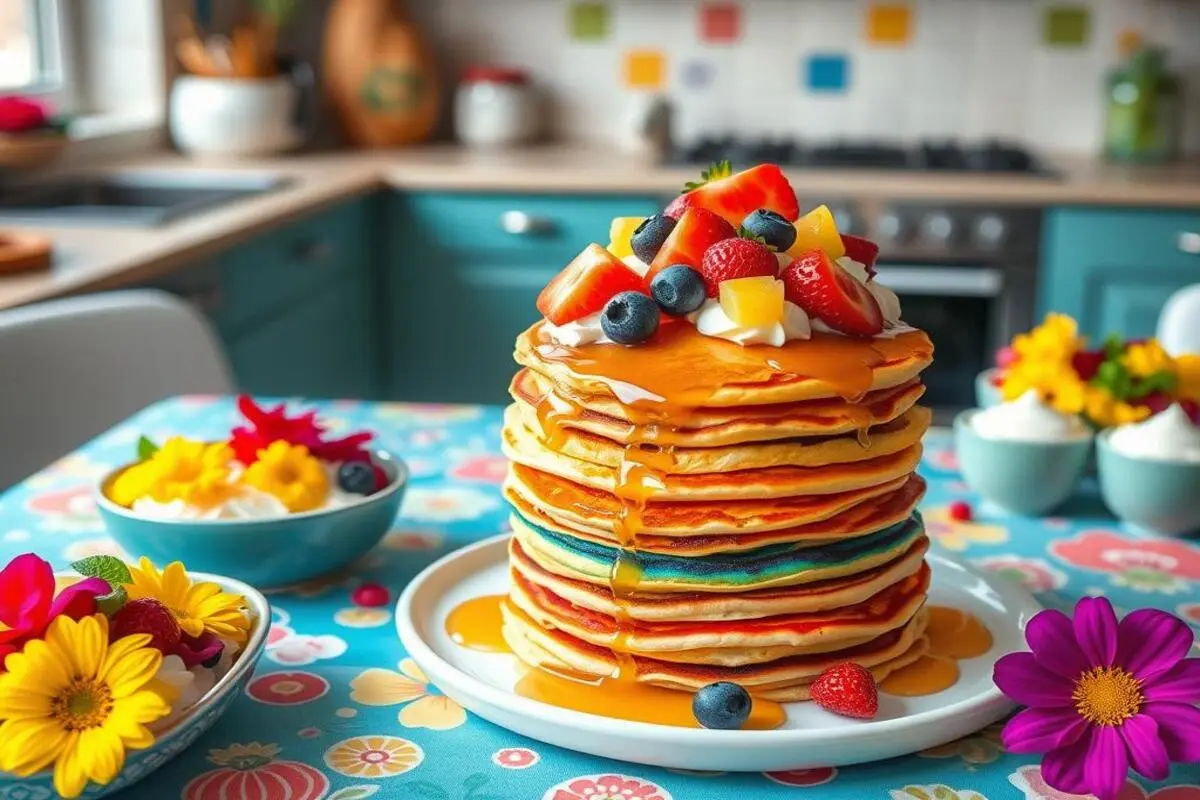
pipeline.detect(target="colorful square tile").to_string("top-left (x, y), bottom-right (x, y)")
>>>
top-left (569, 1), bottom-right (609, 41)
top-left (1043, 5), bottom-right (1090, 47)
top-left (700, 2), bottom-right (741, 43)
top-left (805, 53), bottom-right (850, 93)
top-left (625, 50), bottom-right (666, 89)
top-left (867, 3), bottom-right (912, 45)
top-left (681, 58), bottom-right (716, 90)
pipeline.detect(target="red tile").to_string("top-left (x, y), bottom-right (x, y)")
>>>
top-left (701, 2), bottom-right (741, 43)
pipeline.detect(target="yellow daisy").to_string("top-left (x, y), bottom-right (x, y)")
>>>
top-left (348, 659), bottom-right (466, 730)
top-left (124, 558), bottom-right (250, 644)
top-left (109, 437), bottom-right (236, 509)
top-left (323, 735), bottom-right (423, 778)
top-left (0, 614), bottom-right (173, 799)
top-left (241, 441), bottom-right (329, 513)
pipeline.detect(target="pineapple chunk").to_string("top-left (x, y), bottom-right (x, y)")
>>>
top-left (787, 205), bottom-right (846, 259)
top-left (608, 217), bottom-right (645, 259)
top-left (720, 276), bottom-right (785, 327)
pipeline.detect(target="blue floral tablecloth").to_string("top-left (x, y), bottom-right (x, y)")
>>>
top-left (1, 395), bottom-right (1198, 800)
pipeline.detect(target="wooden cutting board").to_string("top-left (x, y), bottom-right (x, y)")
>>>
top-left (0, 232), bottom-right (52, 275)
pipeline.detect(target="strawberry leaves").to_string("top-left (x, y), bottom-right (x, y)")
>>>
top-left (71, 555), bottom-right (132, 615)
top-left (683, 160), bottom-right (733, 192)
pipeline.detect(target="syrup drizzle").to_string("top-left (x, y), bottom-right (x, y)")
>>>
top-left (879, 606), bottom-right (993, 697)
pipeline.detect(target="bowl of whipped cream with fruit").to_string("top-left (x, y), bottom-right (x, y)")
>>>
top-left (96, 397), bottom-right (407, 588)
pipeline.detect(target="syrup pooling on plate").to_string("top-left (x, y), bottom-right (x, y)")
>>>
top-left (445, 594), bottom-right (512, 654)
top-left (879, 606), bottom-right (992, 697)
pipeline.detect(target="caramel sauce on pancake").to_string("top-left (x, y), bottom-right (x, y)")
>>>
top-left (880, 606), bottom-right (993, 696)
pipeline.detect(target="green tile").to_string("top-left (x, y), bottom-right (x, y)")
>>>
top-left (570, 2), bottom-right (609, 41)
top-left (1043, 5), bottom-right (1090, 46)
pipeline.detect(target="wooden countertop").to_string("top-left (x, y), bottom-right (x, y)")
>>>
top-left (0, 145), bottom-right (1198, 311)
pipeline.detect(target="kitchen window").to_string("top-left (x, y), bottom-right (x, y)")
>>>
top-left (0, 0), bottom-right (75, 110)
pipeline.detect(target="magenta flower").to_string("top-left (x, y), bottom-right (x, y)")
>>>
top-left (994, 596), bottom-right (1200, 800)
top-left (0, 553), bottom-right (110, 667)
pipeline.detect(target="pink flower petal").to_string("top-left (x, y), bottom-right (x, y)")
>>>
top-left (994, 652), bottom-right (1075, 707)
top-left (1026, 608), bottom-right (1091, 680)
top-left (47, 576), bottom-right (109, 620)
top-left (1116, 608), bottom-right (1194, 682)
top-left (1121, 714), bottom-right (1170, 781)
top-left (1041, 731), bottom-right (1094, 795)
top-left (1144, 658), bottom-right (1200, 704)
top-left (1001, 705), bottom-right (1089, 752)
top-left (1144, 701), bottom-right (1200, 762)
top-left (0, 553), bottom-right (53, 628)
top-left (1074, 596), bottom-right (1119, 668)
top-left (1085, 725), bottom-right (1130, 800)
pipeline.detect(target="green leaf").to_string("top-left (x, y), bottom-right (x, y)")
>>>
top-left (137, 435), bottom-right (159, 460)
top-left (401, 782), bottom-right (449, 800)
top-left (1103, 334), bottom-right (1125, 361)
top-left (683, 159), bottom-right (732, 191)
top-left (328, 787), bottom-right (380, 800)
top-left (95, 586), bottom-right (128, 616)
top-left (1094, 360), bottom-right (1134, 401)
top-left (71, 555), bottom-right (132, 587)
top-left (462, 774), bottom-right (489, 794)
top-left (1130, 369), bottom-right (1179, 399)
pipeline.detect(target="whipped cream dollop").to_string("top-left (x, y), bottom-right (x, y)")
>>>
top-left (131, 463), bottom-right (360, 520)
top-left (1108, 404), bottom-right (1200, 463)
top-left (971, 390), bottom-right (1092, 442)
top-left (688, 299), bottom-right (811, 347)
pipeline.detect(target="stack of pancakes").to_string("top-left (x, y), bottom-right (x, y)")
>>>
top-left (500, 319), bottom-right (936, 701)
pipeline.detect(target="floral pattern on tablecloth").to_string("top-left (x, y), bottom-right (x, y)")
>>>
top-left (2, 396), bottom-right (1200, 798)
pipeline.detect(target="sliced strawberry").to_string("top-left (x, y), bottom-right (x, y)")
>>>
top-left (781, 250), bottom-right (883, 337)
top-left (841, 234), bottom-right (880, 278)
top-left (700, 238), bottom-right (779, 297)
top-left (537, 244), bottom-right (646, 325)
top-left (648, 207), bottom-right (737, 281)
top-left (665, 162), bottom-right (800, 226)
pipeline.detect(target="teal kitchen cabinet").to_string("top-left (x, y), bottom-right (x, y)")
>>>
top-left (385, 192), bottom-right (660, 404)
top-left (1041, 207), bottom-right (1200, 342)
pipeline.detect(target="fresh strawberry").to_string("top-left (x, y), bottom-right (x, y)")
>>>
top-left (111, 598), bottom-right (182, 655)
top-left (995, 345), bottom-right (1019, 370)
top-left (841, 234), bottom-right (880, 278)
top-left (947, 500), bottom-right (973, 521)
top-left (648, 207), bottom-right (736, 280)
top-left (699, 239), bottom-right (779, 297)
top-left (810, 662), bottom-right (878, 720)
top-left (537, 244), bottom-right (646, 325)
top-left (781, 250), bottom-right (883, 337)
top-left (665, 161), bottom-right (800, 226)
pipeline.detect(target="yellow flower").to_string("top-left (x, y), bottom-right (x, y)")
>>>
top-left (924, 508), bottom-right (1008, 552)
top-left (108, 438), bottom-right (236, 509)
top-left (0, 614), bottom-right (172, 799)
top-left (1123, 339), bottom-right (1176, 378)
top-left (124, 558), bottom-right (250, 644)
top-left (1178, 355), bottom-right (1200, 400)
top-left (323, 735), bottom-right (423, 778)
top-left (1047, 373), bottom-right (1088, 415)
top-left (1084, 386), bottom-right (1117, 428)
top-left (1112, 401), bottom-right (1152, 426)
top-left (241, 441), bottom-right (329, 513)
top-left (349, 659), bottom-right (466, 730)
top-left (1011, 313), bottom-right (1080, 365)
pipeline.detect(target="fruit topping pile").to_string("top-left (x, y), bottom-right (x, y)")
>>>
top-left (536, 161), bottom-right (889, 345)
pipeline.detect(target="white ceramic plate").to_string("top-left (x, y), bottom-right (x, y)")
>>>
top-left (396, 534), bottom-right (1040, 772)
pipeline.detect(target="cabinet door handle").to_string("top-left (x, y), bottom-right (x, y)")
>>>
top-left (500, 210), bottom-right (556, 236)
top-left (1180, 231), bottom-right (1200, 255)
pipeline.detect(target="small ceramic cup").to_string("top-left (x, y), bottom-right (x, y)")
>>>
top-left (1096, 431), bottom-right (1200, 537)
top-left (954, 409), bottom-right (1093, 516)
top-left (975, 368), bottom-right (1004, 409)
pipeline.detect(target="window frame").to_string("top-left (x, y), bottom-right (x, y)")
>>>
top-left (9, 0), bottom-right (78, 112)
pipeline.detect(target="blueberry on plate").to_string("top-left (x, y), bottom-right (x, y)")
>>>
top-left (741, 208), bottom-right (796, 252)
top-left (650, 265), bottom-right (706, 316)
top-left (631, 214), bottom-right (677, 264)
top-left (337, 461), bottom-right (378, 495)
top-left (600, 291), bottom-right (659, 344)
top-left (693, 681), bottom-right (752, 730)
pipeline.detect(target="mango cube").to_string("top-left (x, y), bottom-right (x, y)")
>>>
top-left (788, 205), bottom-right (845, 259)
top-left (608, 217), bottom-right (645, 259)
top-left (720, 276), bottom-right (785, 327)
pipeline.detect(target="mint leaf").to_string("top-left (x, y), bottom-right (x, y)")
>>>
top-left (137, 435), bottom-right (159, 460)
top-left (71, 555), bottom-right (133, 587)
top-left (1103, 334), bottom-right (1125, 361)
top-left (95, 586), bottom-right (127, 616)
top-left (1131, 369), bottom-right (1179, 399)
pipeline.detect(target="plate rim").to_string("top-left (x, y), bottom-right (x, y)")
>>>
top-left (396, 533), bottom-right (1036, 745)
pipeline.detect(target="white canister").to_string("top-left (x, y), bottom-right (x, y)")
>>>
top-left (169, 71), bottom-right (310, 158)
top-left (454, 66), bottom-right (538, 148)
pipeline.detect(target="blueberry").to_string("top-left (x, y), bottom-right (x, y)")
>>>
top-left (741, 208), bottom-right (796, 252)
top-left (201, 643), bottom-right (224, 669)
top-left (631, 214), bottom-right (677, 264)
top-left (693, 681), bottom-right (752, 730)
top-left (600, 291), bottom-right (659, 344)
top-left (337, 461), bottom-right (378, 495)
top-left (650, 265), bottom-right (706, 316)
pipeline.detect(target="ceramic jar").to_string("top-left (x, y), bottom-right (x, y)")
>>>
top-left (454, 66), bottom-right (537, 148)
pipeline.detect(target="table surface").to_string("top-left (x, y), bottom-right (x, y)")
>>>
top-left (2, 396), bottom-right (1199, 800)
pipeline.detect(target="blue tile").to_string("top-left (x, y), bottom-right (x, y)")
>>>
top-left (805, 53), bottom-right (850, 93)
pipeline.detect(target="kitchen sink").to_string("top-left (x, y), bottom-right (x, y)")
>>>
top-left (0, 171), bottom-right (292, 226)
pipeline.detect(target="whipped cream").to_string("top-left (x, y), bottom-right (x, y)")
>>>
top-left (542, 311), bottom-right (613, 347)
top-left (971, 390), bottom-right (1092, 442)
top-left (688, 299), bottom-right (811, 346)
top-left (131, 463), bottom-right (361, 520)
top-left (1108, 404), bottom-right (1200, 463)
top-left (836, 256), bottom-right (902, 327)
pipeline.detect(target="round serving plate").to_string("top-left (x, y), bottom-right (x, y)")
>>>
top-left (396, 534), bottom-right (1040, 772)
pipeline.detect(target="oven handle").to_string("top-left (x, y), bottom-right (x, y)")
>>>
top-left (872, 265), bottom-right (1004, 297)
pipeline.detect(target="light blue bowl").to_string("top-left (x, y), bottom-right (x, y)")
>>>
top-left (975, 368), bottom-right (1004, 408)
top-left (1096, 431), bottom-right (1200, 537)
top-left (96, 449), bottom-right (407, 589)
top-left (0, 572), bottom-right (269, 798)
top-left (954, 410), bottom-right (1092, 516)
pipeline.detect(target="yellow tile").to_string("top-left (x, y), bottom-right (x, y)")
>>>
top-left (625, 50), bottom-right (666, 89)
top-left (867, 3), bottom-right (912, 45)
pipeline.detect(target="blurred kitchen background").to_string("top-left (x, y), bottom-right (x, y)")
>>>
top-left (0, 0), bottom-right (1198, 429)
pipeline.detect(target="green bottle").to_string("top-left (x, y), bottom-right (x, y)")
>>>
top-left (1104, 46), bottom-right (1182, 164)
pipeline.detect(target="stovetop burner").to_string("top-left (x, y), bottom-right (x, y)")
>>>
top-left (665, 136), bottom-right (1053, 175)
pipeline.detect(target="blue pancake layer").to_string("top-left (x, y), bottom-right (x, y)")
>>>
top-left (512, 506), bottom-right (925, 588)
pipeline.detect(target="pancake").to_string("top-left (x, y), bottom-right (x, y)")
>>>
top-left (503, 601), bottom-right (930, 701)
top-left (510, 533), bottom-right (931, 621)
top-left (516, 322), bottom-right (934, 408)
top-left (506, 463), bottom-right (911, 537)
top-left (511, 510), bottom-right (928, 593)
top-left (511, 367), bottom-right (927, 446)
